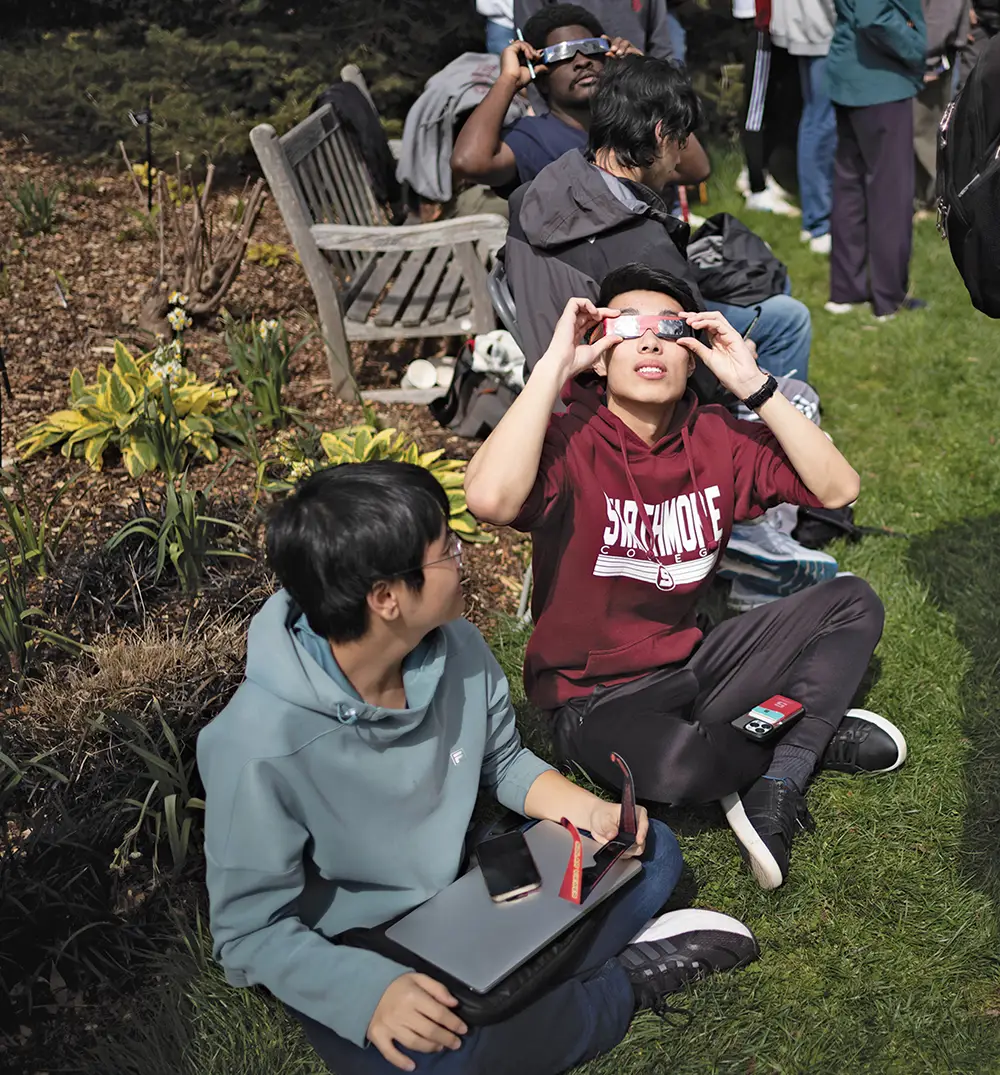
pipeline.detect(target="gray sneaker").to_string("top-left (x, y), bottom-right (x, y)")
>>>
top-left (721, 517), bottom-right (838, 595)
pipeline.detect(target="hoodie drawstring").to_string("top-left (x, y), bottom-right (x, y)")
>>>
top-left (615, 423), bottom-right (712, 568)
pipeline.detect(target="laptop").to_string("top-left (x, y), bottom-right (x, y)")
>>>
top-left (385, 819), bottom-right (642, 994)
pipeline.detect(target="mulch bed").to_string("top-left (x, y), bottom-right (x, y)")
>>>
top-left (0, 139), bottom-right (530, 634)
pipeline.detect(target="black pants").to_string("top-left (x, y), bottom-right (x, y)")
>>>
top-left (552, 577), bottom-right (885, 806)
top-left (741, 24), bottom-right (800, 192)
top-left (830, 98), bottom-right (916, 317)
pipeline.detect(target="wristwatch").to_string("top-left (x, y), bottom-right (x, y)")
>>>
top-left (741, 374), bottom-right (778, 411)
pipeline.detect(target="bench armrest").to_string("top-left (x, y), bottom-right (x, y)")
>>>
top-left (311, 214), bottom-right (508, 253)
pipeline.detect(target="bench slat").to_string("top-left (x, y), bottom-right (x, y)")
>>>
top-left (374, 248), bottom-right (434, 327)
top-left (426, 257), bottom-right (465, 324)
top-left (401, 246), bottom-right (453, 327)
top-left (346, 250), bottom-right (404, 323)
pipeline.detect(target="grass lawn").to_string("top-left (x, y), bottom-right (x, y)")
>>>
top-left (88, 152), bottom-right (1000, 1075)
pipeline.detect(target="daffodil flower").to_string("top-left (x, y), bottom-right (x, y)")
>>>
top-left (167, 307), bottom-right (192, 332)
top-left (169, 290), bottom-right (189, 307)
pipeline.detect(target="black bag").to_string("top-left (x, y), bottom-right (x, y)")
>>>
top-left (686, 213), bottom-right (790, 305)
top-left (936, 33), bottom-right (1000, 318)
top-left (337, 900), bottom-right (610, 1026)
top-left (793, 506), bottom-right (908, 549)
top-left (429, 346), bottom-right (520, 439)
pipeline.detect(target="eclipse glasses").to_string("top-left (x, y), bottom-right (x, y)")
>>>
top-left (539, 36), bottom-right (610, 65)
top-left (602, 314), bottom-right (697, 341)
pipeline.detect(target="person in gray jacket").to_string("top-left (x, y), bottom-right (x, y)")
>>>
top-left (504, 56), bottom-right (813, 381)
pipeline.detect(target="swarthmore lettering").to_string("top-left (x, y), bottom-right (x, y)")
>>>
top-left (512, 380), bottom-right (822, 709)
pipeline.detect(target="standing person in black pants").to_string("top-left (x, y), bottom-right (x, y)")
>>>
top-left (465, 266), bottom-right (908, 892)
top-left (824, 0), bottom-right (927, 319)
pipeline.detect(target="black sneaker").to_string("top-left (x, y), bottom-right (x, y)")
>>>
top-left (721, 778), bottom-right (814, 890)
top-left (618, 909), bottom-right (760, 1013)
top-left (821, 708), bottom-right (907, 775)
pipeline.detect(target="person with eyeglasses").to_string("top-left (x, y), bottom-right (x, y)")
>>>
top-left (198, 460), bottom-right (758, 1074)
top-left (465, 266), bottom-right (907, 892)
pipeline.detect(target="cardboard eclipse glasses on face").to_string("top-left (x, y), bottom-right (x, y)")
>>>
top-left (539, 37), bottom-right (610, 65)
top-left (601, 314), bottom-right (696, 341)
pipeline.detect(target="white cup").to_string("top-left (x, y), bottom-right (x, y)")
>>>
top-left (400, 359), bottom-right (438, 390)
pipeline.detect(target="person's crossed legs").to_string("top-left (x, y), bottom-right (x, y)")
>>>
top-left (703, 293), bottom-right (812, 381)
top-left (294, 821), bottom-right (685, 1075)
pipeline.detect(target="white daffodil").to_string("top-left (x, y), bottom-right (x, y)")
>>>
top-left (168, 290), bottom-right (189, 306)
top-left (258, 318), bottom-right (280, 340)
top-left (167, 307), bottom-right (192, 332)
top-left (152, 358), bottom-right (183, 380)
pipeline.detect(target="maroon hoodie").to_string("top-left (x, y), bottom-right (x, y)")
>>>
top-left (512, 382), bottom-right (824, 711)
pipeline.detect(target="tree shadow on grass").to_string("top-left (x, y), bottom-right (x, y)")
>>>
top-left (908, 514), bottom-right (1000, 909)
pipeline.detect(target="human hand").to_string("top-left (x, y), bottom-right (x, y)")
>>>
top-left (367, 973), bottom-right (467, 1071)
top-left (605, 35), bottom-right (643, 57)
top-left (676, 309), bottom-right (768, 400)
top-left (500, 39), bottom-right (547, 89)
top-left (588, 798), bottom-right (649, 858)
top-left (538, 297), bottom-right (622, 382)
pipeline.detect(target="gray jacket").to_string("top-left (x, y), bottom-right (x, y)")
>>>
top-left (397, 52), bottom-right (529, 203)
top-left (503, 148), bottom-right (700, 366)
top-left (770, 0), bottom-right (837, 55)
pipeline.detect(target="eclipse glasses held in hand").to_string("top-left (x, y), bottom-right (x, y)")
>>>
top-left (559, 752), bottom-right (638, 904)
top-left (602, 314), bottom-right (697, 341)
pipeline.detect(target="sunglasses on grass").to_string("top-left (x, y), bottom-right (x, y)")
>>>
top-left (601, 314), bottom-right (697, 341)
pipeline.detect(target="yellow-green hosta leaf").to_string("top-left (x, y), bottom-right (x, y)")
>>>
top-left (113, 340), bottom-right (142, 381)
top-left (95, 363), bottom-right (110, 392)
top-left (448, 513), bottom-right (479, 535)
top-left (108, 369), bottom-right (136, 414)
top-left (445, 488), bottom-right (468, 512)
top-left (126, 436), bottom-right (157, 474)
top-left (180, 414), bottom-right (213, 436)
top-left (69, 368), bottom-right (86, 400)
top-left (400, 442), bottom-right (419, 465)
top-left (352, 427), bottom-right (373, 460)
top-left (65, 419), bottom-right (112, 447)
top-left (193, 435), bottom-right (220, 462)
top-left (16, 428), bottom-right (66, 458)
top-left (43, 409), bottom-right (90, 433)
top-left (83, 429), bottom-right (113, 470)
top-left (431, 469), bottom-right (465, 490)
top-left (419, 448), bottom-right (446, 467)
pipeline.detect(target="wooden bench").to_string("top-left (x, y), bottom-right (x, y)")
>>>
top-left (250, 88), bottom-right (507, 401)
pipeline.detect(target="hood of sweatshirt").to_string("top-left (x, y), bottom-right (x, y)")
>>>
top-left (516, 148), bottom-right (690, 252)
top-left (244, 589), bottom-right (446, 743)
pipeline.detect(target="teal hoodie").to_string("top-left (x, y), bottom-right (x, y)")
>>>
top-left (197, 590), bottom-right (554, 1048)
top-left (826, 0), bottom-right (926, 106)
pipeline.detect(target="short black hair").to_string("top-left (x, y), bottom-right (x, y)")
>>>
top-left (598, 263), bottom-right (703, 312)
top-left (588, 55), bottom-right (702, 168)
top-left (266, 461), bottom-right (450, 643)
top-left (523, 3), bottom-right (604, 49)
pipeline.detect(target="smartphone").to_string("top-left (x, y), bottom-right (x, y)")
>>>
top-left (477, 830), bottom-right (542, 903)
top-left (732, 694), bottom-right (805, 742)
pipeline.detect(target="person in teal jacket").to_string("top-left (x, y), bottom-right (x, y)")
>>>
top-left (197, 457), bottom-right (758, 1074)
top-left (824, 0), bottom-right (927, 318)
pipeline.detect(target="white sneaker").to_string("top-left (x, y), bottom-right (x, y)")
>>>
top-left (809, 233), bottom-right (832, 255)
top-left (824, 300), bottom-right (860, 314)
top-left (765, 174), bottom-right (794, 201)
top-left (799, 229), bottom-right (812, 243)
top-left (736, 167), bottom-right (750, 195)
top-left (744, 188), bottom-right (801, 217)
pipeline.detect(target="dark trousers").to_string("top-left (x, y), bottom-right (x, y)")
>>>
top-left (292, 820), bottom-right (682, 1075)
top-left (741, 24), bottom-right (800, 192)
top-left (553, 577), bottom-right (885, 806)
top-left (830, 99), bottom-right (916, 316)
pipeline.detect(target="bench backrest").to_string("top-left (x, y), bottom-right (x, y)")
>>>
top-left (279, 104), bottom-right (387, 278)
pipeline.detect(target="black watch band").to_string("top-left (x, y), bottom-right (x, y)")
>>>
top-left (741, 374), bottom-right (778, 410)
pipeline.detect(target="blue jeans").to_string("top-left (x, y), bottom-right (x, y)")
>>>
top-left (797, 56), bottom-right (836, 238)
top-left (486, 20), bottom-right (514, 54)
top-left (295, 820), bottom-right (683, 1075)
top-left (704, 293), bottom-right (812, 381)
top-left (667, 13), bottom-right (687, 63)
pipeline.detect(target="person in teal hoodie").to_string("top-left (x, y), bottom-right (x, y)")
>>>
top-left (824, 0), bottom-right (928, 318)
top-left (198, 460), bottom-right (759, 1075)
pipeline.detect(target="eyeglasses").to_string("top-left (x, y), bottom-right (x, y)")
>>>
top-left (422, 534), bottom-right (463, 571)
top-left (603, 314), bottom-right (695, 340)
top-left (539, 36), bottom-right (610, 65)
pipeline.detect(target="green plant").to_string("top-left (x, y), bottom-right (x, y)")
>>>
top-left (223, 314), bottom-right (304, 429)
top-left (107, 475), bottom-right (250, 594)
top-left (273, 423), bottom-right (490, 541)
top-left (16, 340), bottom-right (234, 477)
top-left (0, 468), bottom-right (79, 579)
top-left (246, 240), bottom-right (291, 268)
top-left (215, 401), bottom-right (274, 507)
top-left (5, 179), bottom-right (61, 236)
top-left (0, 549), bottom-right (82, 677)
top-left (105, 704), bottom-right (204, 880)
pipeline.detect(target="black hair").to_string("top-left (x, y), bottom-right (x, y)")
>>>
top-left (265, 461), bottom-right (450, 643)
top-left (522, 3), bottom-right (604, 50)
top-left (588, 55), bottom-right (702, 169)
top-left (598, 263), bottom-right (703, 312)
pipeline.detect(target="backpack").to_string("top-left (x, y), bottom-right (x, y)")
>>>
top-left (429, 343), bottom-right (520, 439)
top-left (936, 33), bottom-right (1000, 319)
top-left (686, 213), bottom-right (790, 306)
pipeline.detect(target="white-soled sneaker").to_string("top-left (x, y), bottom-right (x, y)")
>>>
top-left (820, 709), bottom-right (907, 774)
top-left (824, 300), bottom-right (861, 314)
top-left (744, 187), bottom-right (801, 217)
top-left (809, 233), bottom-right (832, 255)
top-left (619, 909), bottom-right (760, 1012)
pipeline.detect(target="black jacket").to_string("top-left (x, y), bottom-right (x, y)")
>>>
top-left (504, 149), bottom-right (701, 369)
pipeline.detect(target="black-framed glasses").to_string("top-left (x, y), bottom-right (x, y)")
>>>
top-left (381, 533), bottom-right (462, 579)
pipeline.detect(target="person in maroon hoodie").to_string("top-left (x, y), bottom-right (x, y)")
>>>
top-left (465, 263), bottom-right (907, 890)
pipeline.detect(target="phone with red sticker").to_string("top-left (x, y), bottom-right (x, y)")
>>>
top-left (732, 695), bottom-right (805, 742)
